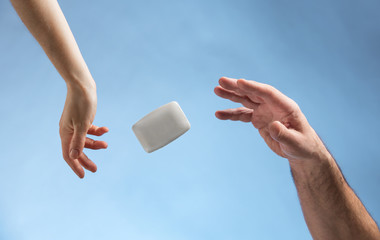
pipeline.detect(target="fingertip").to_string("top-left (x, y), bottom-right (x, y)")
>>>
top-left (219, 76), bottom-right (233, 85)
top-left (97, 141), bottom-right (108, 149)
top-left (76, 168), bottom-right (85, 179)
top-left (269, 120), bottom-right (281, 132)
top-left (215, 111), bottom-right (228, 120)
top-left (88, 125), bottom-right (109, 136)
top-left (96, 126), bottom-right (109, 136)
top-left (214, 86), bottom-right (222, 96)
top-left (98, 141), bottom-right (108, 149)
top-left (87, 161), bottom-right (97, 173)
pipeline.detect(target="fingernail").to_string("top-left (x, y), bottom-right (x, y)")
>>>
top-left (70, 149), bottom-right (79, 159)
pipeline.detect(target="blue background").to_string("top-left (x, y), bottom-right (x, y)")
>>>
top-left (0, 0), bottom-right (379, 239)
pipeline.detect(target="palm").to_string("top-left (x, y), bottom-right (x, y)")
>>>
top-left (253, 103), bottom-right (294, 157)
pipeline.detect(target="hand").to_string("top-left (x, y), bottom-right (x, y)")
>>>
top-left (214, 77), bottom-right (329, 162)
top-left (59, 82), bottom-right (108, 178)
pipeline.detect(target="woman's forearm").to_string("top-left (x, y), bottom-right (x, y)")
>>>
top-left (11, 0), bottom-right (94, 89)
top-left (290, 154), bottom-right (380, 240)
top-left (12, 0), bottom-right (106, 178)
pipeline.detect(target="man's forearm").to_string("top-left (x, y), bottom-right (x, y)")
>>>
top-left (290, 154), bottom-right (380, 240)
top-left (11, 0), bottom-right (94, 88)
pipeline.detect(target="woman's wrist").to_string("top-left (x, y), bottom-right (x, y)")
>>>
top-left (64, 66), bottom-right (96, 90)
top-left (66, 73), bottom-right (96, 94)
top-left (65, 72), bottom-right (97, 108)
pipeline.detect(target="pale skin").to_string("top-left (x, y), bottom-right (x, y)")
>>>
top-left (11, 0), bottom-right (108, 178)
top-left (215, 77), bottom-right (380, 239)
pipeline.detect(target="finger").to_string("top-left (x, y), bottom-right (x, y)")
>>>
top-left (69, 125), bottom-right (88, 161)
top-left (268, 121), bottom-right (298, 146)
top-left (87, 125), bottom-right (109, 136)
top-left (85, 137), bottom-right (108, 150)
top-left (63, 153), bottom-right (85, 178)
top-left (69, 159), bottom-right (85, 178)
top-left (237, 79), bottom-right (301, 114)
top-left (214, 86), bottom-right (259, 109)
top-left (259, 128), bottom-right (287, 158)
top-left (218, 77), bottom-right (247, 95)
top-left (60, 129), bottom-right (85, 178)
top-left (236, 79), bottom-right (290, 104)
top-left (220, 77), bottom-right (265, 103)
top-left (215, 107), bottom-right (253, 122)
top-left (78, 152), bottom-right (97, 173)
top-left (219, 76), bottom-right (239, 90)
top-left (61, 140), bottom-right (85, 178)
top-left (236, 78), bottom-right (272, 96)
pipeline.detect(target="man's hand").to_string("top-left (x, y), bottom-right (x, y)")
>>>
top-left (59, 82), bottom-right (108, 178)
top-left (214, 77), bottom-right (329, 162)
top-left (214, 77), bottom-right (380, 240)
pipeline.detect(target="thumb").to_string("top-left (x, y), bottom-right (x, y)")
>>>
top-left (268, 121), bottom-right (297, 146)
top-left (69, 126), bottom-right (88, 160)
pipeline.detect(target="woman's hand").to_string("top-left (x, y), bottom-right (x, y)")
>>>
top-left (59, 82), bottom-right (108, 178)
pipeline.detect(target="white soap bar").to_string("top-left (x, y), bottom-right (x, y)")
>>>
top-left (132, 101), bottom-right (191, 153)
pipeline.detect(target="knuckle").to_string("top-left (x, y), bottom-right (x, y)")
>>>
top-left (75, 122), bottom-right (90, 133)
top-left (74, 121), bottom-right (85, 129)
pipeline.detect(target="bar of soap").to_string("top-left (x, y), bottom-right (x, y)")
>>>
top-left (132, 101), bottom-right (191, 153)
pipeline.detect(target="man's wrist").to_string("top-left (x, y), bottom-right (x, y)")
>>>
top-left (288, 151), bottom-right (335, 180)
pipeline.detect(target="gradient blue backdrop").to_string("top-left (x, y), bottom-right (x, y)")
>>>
top-left (0, 0), bottom-right (379, 239)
